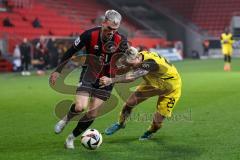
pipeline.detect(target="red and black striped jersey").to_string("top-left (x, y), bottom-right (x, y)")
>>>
top-left (56, 26), bottom-right (128, 82)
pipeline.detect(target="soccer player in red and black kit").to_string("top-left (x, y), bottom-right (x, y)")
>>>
top-left (49, 10), bottom-right (127, 149)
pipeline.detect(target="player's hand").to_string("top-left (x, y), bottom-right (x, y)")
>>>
top-left (99, 76), bottom-right (113, 88)
top-left (49, 71), bottom-right (60, 86)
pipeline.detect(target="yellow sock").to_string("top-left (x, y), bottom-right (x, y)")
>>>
top-left (118, 111), bottom-right (125, 125)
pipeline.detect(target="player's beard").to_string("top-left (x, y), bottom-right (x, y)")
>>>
top-left (102, 33), bottom-right (113, 42)
top-left (107, 32), bottom-right (113, 39)
top-left (101, 28), bottom-right (113, 42)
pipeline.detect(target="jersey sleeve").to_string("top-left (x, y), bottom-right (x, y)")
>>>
top-left (140, 59), bottom-right (159, 72)
top-left (55, 31), bottom-right (90, 73)
top-left (73, 30), bottom-right (89, 50)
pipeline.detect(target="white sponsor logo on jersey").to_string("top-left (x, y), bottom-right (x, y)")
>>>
top-left (74, 37), bottom-right (81, 46)
top-left (94, 45), bottom-right (99, 50)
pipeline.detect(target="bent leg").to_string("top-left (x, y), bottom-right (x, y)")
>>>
top-left (140, 87), bottom-right (181, 140)
top-left (72, 96), bottom-right (104, 137)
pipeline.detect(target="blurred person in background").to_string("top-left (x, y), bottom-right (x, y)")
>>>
top-left (0, 49), bottom-right (2, 59)
top-left (220, 27), bottom-right (234, 71)
top-left (2, 0), bottom-right (14, 12)
top-left (19, 38), bottom-right (31, 75)
top-left (32, 17), bottom-right (42, 28)
top-left (202, 39), bottom-right (210, 57)
top-left (13, 44), bottom-right (21, 72)
top-left (32, 48), bottom-right (45, 75)
top-left (174, 41), bottom-right (183, 58)
top-left (37, 36), bottom-right (49, 67)
top-left (3, 17), bottom-right (14, 27)
top-left (34, 37), bottom-right (48, 75)
top-left (0, 49), bottom-right (3, 60)
top-left (47, 38), bottom-right (59, 69)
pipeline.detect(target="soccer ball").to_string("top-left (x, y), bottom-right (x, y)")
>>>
top-left (81, 129), bottom-right (103, 150)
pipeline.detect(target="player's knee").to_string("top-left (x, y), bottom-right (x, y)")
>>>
top-left (126, 98), bottom-right (139, 106)
top-left (75, 102), bottom-right (85, 112)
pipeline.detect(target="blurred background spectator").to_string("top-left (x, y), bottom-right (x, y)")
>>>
top-left (47, 37), bottom-right (59, 69)
top-left (202, 39), bottom-right (210, 56)
top-left (32, 17), bottom-right (42, 28)
top-left (0, 49), bottom-right (3, 60)
top-left (3, 17), bottom-right (14, 27)
top-left (13, 44), bottom-right (21, 72)
top-left (19, 38), bottom-right (31, 75)
top-left (33, 37), bottom-right (48, 75)
top-left (1, 0), bottom-right (240, 73)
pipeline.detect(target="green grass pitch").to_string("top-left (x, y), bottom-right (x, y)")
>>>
top-left (0, 59), bottom-right (240, 160)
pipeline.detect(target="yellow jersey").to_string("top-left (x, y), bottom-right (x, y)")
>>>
top-left (221, 33), bottom-right (234, 46)
top-left (220, 33), bottom-right (234, 55)
top-left (139, 51), bottom-right (181, 90)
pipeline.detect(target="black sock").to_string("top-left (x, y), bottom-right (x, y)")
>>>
top-left (72, 114), bottom-right (94, 137)
top-left (66, 104), bottom-right (79, 121)
top-left (224, 55), bottom-right (228, 62)
top-left (119, 105), bottom-right (133, 126)
top-left (228, 55), bottom-right (231, 63)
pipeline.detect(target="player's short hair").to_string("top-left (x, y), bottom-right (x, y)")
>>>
top-left (104, 10), bottom-right (122, 28)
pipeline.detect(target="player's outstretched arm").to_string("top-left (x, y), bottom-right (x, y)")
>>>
top-left (99, 69), bottom-right (149, 87)
top-left (116, 66), bottom-right (132, 75)
top-left (52, 32), bottom-right (88, 77)
top-left (49, 46), bottom-right (79, 86)
top-left (55, 46), bottom-right (79, 73)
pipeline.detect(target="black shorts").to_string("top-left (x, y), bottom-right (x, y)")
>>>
top-left (76, 79), bottom-right (114, 101)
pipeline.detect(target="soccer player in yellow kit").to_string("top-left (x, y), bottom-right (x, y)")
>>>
top-left (100, 47), bottom-right (182, 140)
top-left (221, 27), bottom-right (234, 71)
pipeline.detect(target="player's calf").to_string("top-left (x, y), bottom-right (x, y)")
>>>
top-left (54, 104), bottom-right (81, 134)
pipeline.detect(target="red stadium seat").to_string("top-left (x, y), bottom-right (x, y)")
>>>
top-left (0, 59), bottom-right (13, 72)
top-left (154, 0), bottom-right (240, 36)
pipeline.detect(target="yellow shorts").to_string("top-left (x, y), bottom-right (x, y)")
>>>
top-left (156, 86), bottom-right (181, 117)
top-left (136, 78), bottom-right (181, 118)
top-left (222, 46), bottom-right (233, 55)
